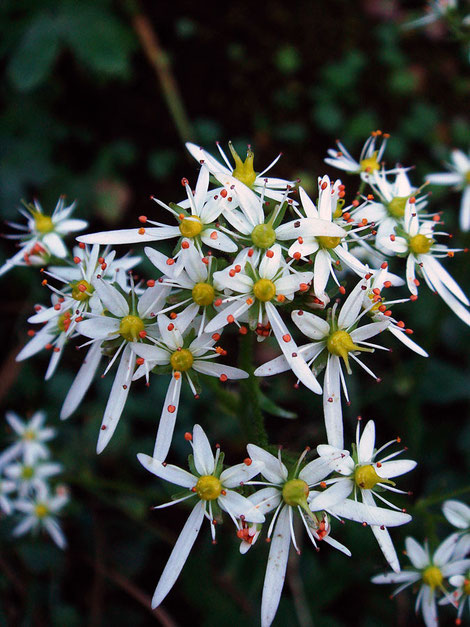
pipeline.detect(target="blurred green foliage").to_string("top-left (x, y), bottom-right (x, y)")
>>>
top-left (0, 0), bottom-right (469, 626)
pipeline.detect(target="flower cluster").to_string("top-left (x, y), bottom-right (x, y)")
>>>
top-left (0, 411), bottom-right (68, 549)
top-left (373, 499), bottom-right (470, 626)
top-left (3, 134), bottom-right (469, 625)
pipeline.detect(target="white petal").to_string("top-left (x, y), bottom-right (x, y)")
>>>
top-left (369, 522), bottom-right (400, 573)
top-left (371, 571), bottom-right (420, 585)
top-left (218, 490), bottom-right (265, 523)
top-left (16, 327), bottom-right (56, 361)
top-left (460, 186), bottom-right (470, 232)
top-left (96, 345), bottom-right (134, 453)
top-left (192, 424), bottom-right (215, 475)
top-left (42, 232), bottom-right (67, 258)
top-left (259, 245), bottom-right (282, 280)
top-left (192, 361), bottom-right (249, 380)
top-left (261, 506), bottom-right (291, 627)
top-left (153, 376), bottom-right (182, 461)
top-left (246, 444), bottom-right (287, 484)
top-left (77, 317), bottom-right (120, 340)
top-left (309, 480), bottom-right (353, 510)
top-left (376, 459), bottom-right (417, 479)
top-left (78, 227), bottom-right (180, 245)
top-left (420, 585), bottom-right (437, 627)
top-left (137, 284), bottom-right (169, 319)
top-left (358, 420), bottom-right (376, 462)
top-left (151, 501), bottom-right (205, 608)
top-left (442, 500), bottom-right (470, 529)
top-left (291, 310), bottom-right (330, 340)
top-left (405, 537), bottom-right (429, 569)
top-left (220, 461), bottom-right (264, 488)
top-left (92, 279), bottom-right (129, 317)
top-left (350, 320), bottom-right (390, 341)
top-left (54, 219), bottom-right (88, 233)
top-left (433, 532), bottom-right (460, 567)
top-left (330, 498), bottom-right (411, 527)
top-left (426, 172), bottom-right (461, 185)
top-left (323, 356), bottom-right (343, 448)
top-left (44, 518), bottom-right (67, 549)
top-left (137, 453), bottom-right (196, 488)
top-left (338, 279), bottom-right (368, 329)
top-left (200, 229), bottom-right (238, 253)
top-left (266, 302), bottom-right (322, 395)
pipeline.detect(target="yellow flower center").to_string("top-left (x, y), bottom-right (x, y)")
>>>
top-left (23, 429), bottom-right (36, 441)
top-left (179, 216), bottom-right (203, 238)
top-left (21, 465), bottom-right (34, 479)
top-left (465, 170), bottom-right (470, 185)
top-left (333, 199), bottom-right (345, 219)
top-left (34, 503), bottom-right (49, 518)
top-left (354, 465), bottom-right (383, 490)
top-left (57, 312), bottom-right (72, 333)
top-left (387, 196), bottom-right (407, 218)
top-left (33, 212), bottom-right (54, 234)
top-left (409, 234), bottom-right (433, 255)
top-left (70, 279), bottom-right (94, 302)
top-left (360, 151), bottom-right (380, 173)
top-left (282, 479), bottom-right (310, 507)
top-left (253, 278), bottom-right (276, 302)
top-left (251, 223), bottom-right (276, 249)
top-left (192, 282), bottom-right (215, 306)
top-left (318, 236), bottom-right (342, 250)
top-left (119, 315), bottom-right (145, 342)
top-left (367, 293), bottom-right (383, 312)
top-left (229, 142), bottom-right (257, 188)
top-left (195, 475), bottom-right (222, 501)
top-left (327, 329), bottom-right (369, 374)
top-left (170, 349), bottom-right (194, 372)
top-left (422, 566), bottom-right (443, 589)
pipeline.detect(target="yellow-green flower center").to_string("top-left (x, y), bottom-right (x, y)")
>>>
top-left (409, 234), bottom-right (433, 255)
top-left (318, 236), bottom-right (342, 250)
top-left (179, 216), bottom-right (203, 238)
top-left (195, 475), bottom-right (222, 501)
top-left (34, 503), bottom-right (49, 518)
top-left (464, 579), bottom-right (470, 596)
top-left (360, 151), bottom-right (380, 174)
top-left (70, 279), bottom-right (94, 302)
top-left (119, 315), bottom-right (145, 342)
top-left (21, 465), bottom-right (34, 479)
top-left (387, 196), bottom-right (407, 218)
top-left (23, 429), bottom-right (36, 441)
top-left (333, 199), bottom-right (345, 219)
top-left (253, 278), bottom-right (276, 302)
top-left (230, 143), bottom-right (257, 188)
top-left (327, 329), bottom-right (368, 374)
top-left (282, 479), bottom-right (309, 507)
top-left (33, 212), bottom-right (54, 234)
top-left (354, 464), bottom-right (382, 490)
top-left (251, 224), bottom-right (276, 249)
top-left (465, 170), bottom-right (470, 185)
top-left (170, 349), bottom-right (194, 372)
top-left (192, 282), bottom-right (215, 306)
top-left (422, 566), bottom-right (443, 589)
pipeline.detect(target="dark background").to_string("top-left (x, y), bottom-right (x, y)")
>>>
top-left (0, 1), bottom-right (469, 625)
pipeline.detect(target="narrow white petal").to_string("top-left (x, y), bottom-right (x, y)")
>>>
top-left (192, 361), bottom-right (248, 380)
top-left (92, 279), bottom-right (129, 317)
top-left (338, 279), bottom-right (368, 329)
top-left (323, 357), bottom-right (343, 448)
top-left (442, 500), bottom-right (470, 529)
top-left (151, 501), bottom-right (205, 608)
top-left (246, 444), bottom-right (287, 484)
top-left (358, 420), bottom-right (376, 462)
top-left (376, 459), bottom-right (417, 479)
top-left (261, 506), bottom-right (291, 627)
top-left (218, 490), bottom-right (265, 523)
top-left (137, 453), bottom-right (196, 488)
top-left (405, 537), bottom-right (429, 569)
top-left (433, 532), bottom-right (460, 567)
top-left (153, 376), bottom-right (182, 462)
top-left (220, 461), bottom-right (264, 488)
top-left (77, 317), bottom-right (120, 340)
top-left (192, 424), bottom-right (215, 475)
top-left (78, 227), bottom-right (179, 245)
top-left (309, 480), bottom-right (353, 510)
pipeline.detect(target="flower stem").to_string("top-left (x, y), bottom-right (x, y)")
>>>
top-left (238, 333), bottom-right (269, 447)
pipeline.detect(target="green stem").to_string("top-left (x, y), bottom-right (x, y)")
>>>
top-left (238, 333), bottom-right (268, 447)
top-left (414, 485), bottom-right (470, 511)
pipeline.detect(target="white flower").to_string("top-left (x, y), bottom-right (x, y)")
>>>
top-left (70, 279), bottom-right (168, 452)
top-left (204, 243), bottom-right (321, 394)
top-left (255, 278), bottom-right (391, 448)
top-left (404, 0), bottom-right (458, 30)
top-left (144, 239), bottom-right (222, 336)
top-left (442, 500), bottom-right (470, 559)
top-left (275, 177), bottom-right (367, 303)
top-left (317, 419), bottom-right (415, 572)
top-left (137, 424), bottom-right (265, 609)
top-left (0, 197), bottom-right (87, 277)
top-left (377, 197), bottom-right (470, 326)
top-left (324, 132), bottom-right (390, 182)
top-left (131, 313), bottom-right (248, 461)
top-left (235, 445), bottom-right (351, 627)
top-left (427, 149), bottom-right (470, 231)
top-left (78, 166), bottom-right (237, 253)
top-left (186, 140), bottom-right (294, 204)
top-left (352, 168), bottom-right (428, 242)
top-left (5, 458), bottom-right (62, 498)
top-left (372, 534), bottom-right (470, 627)
top-left (0, 411), bottom-right (55, 468)
top-left (13, 484), bottom-right (69, 549)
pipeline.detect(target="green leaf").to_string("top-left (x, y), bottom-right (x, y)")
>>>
top-left (259, 391), bottom-right (297, 419)
top-left (8, 15), bottom-right (60, 91)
